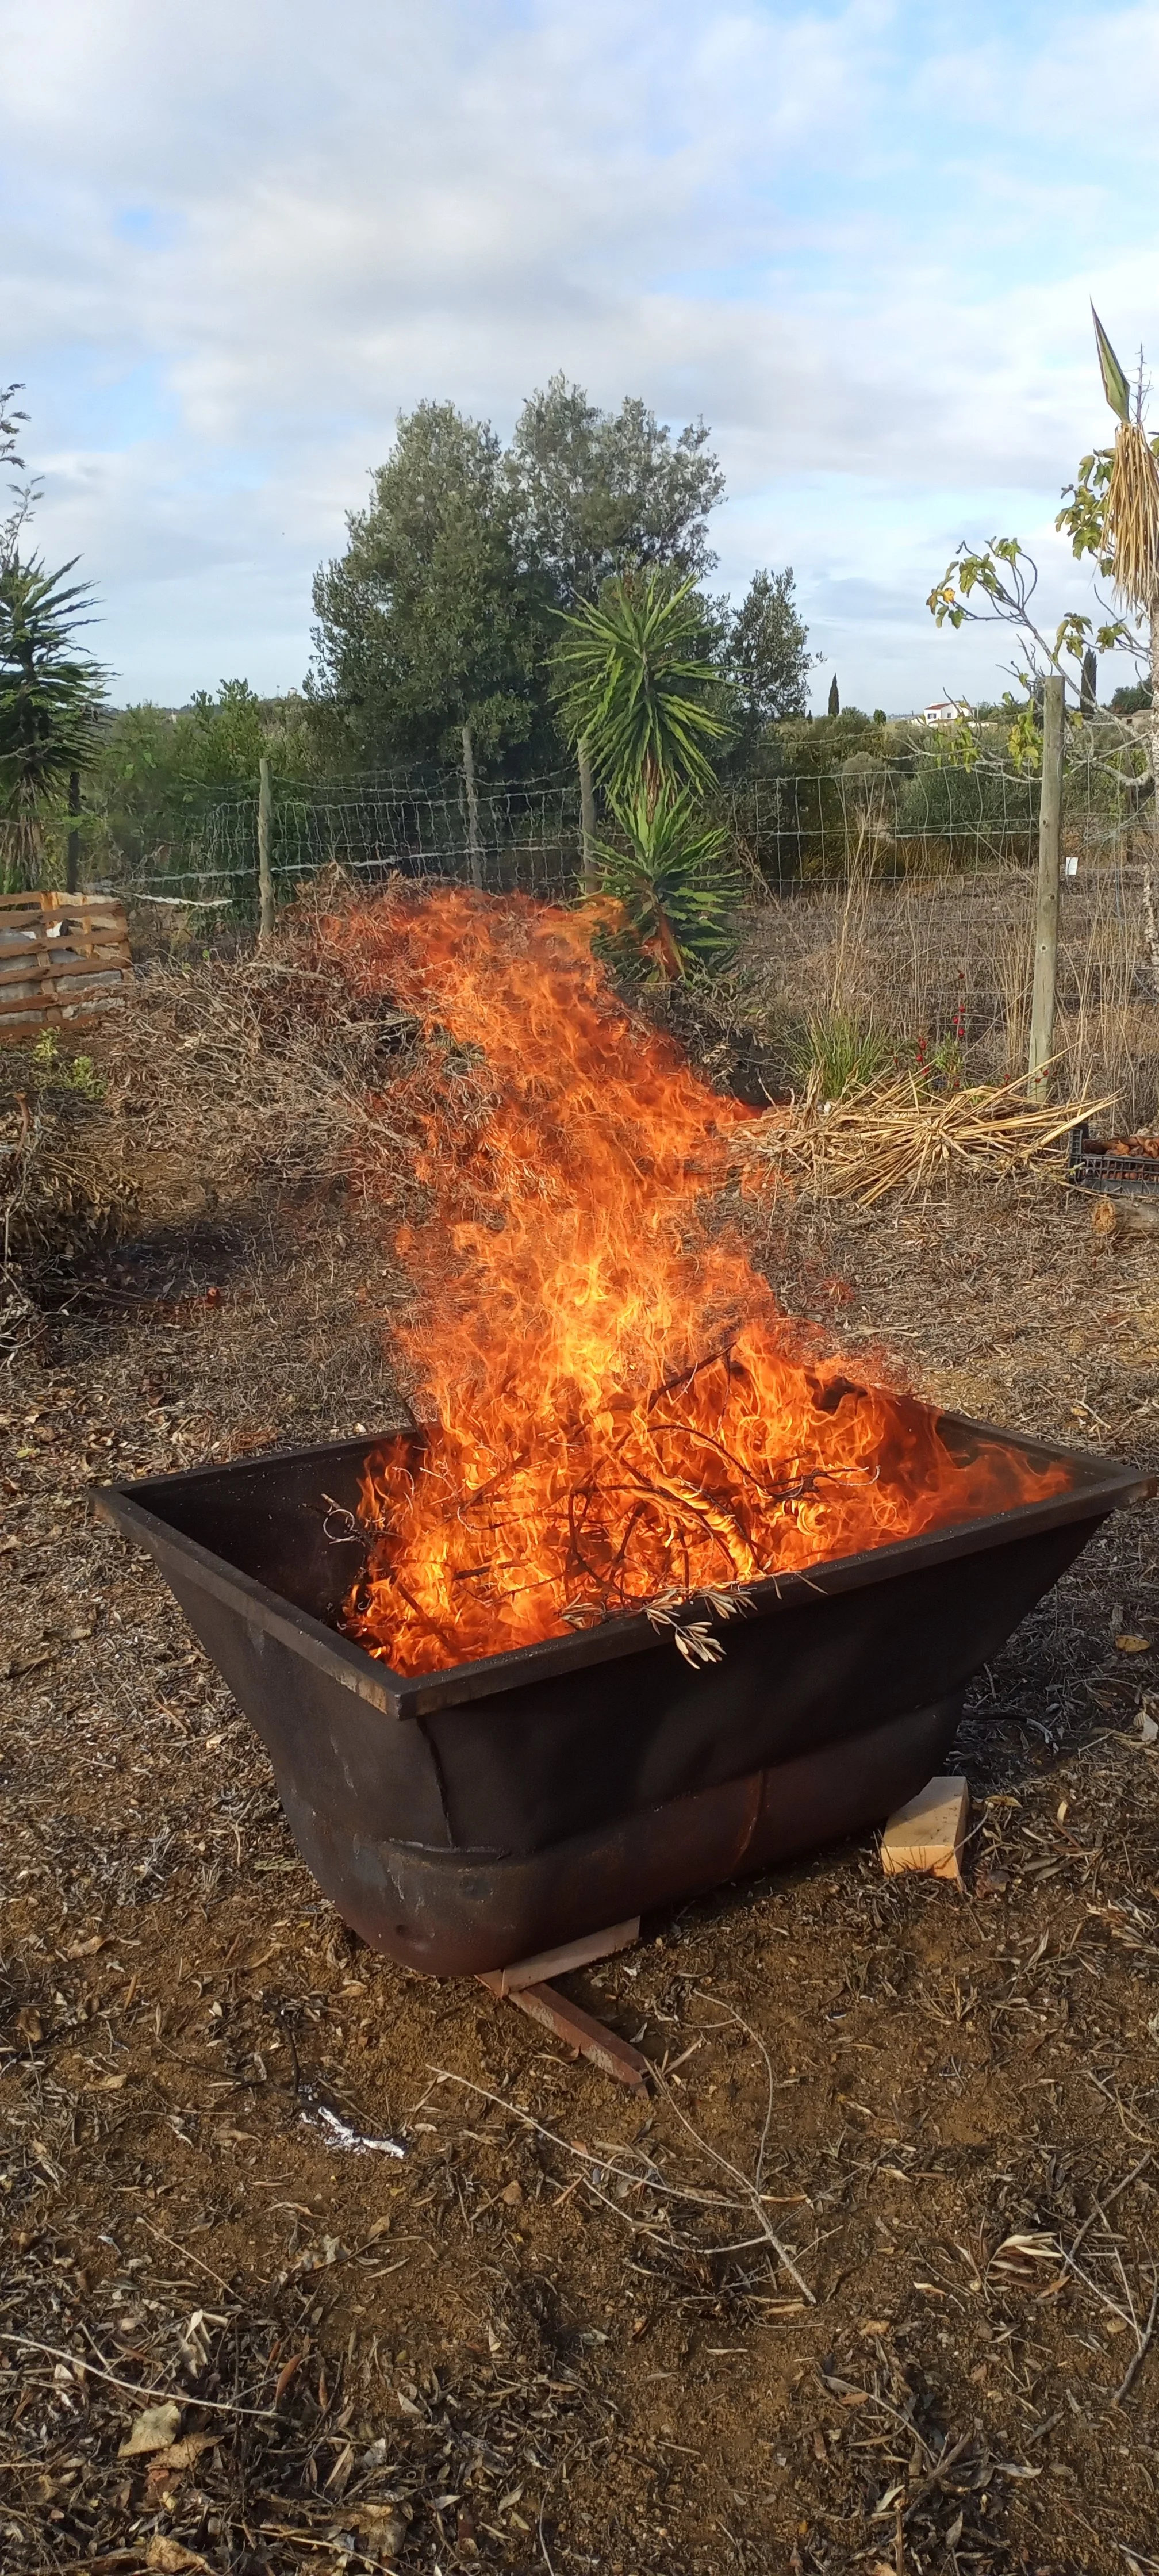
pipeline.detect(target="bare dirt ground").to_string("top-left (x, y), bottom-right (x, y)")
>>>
top-left (2, 960), bottom-right (1159, 2576)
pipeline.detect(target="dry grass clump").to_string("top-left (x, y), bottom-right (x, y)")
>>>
top-left (738, 1068), bottom-right (1111, 1208)
top-left (2, 944), bottom-right (419, 1262)
top-left (1, 931), bottom-right (432, 1358)
top-left (723, 857), bottom-right (1159, 1132)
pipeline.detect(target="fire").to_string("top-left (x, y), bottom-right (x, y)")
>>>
top-left (318, 886), bottom-right (1066, 1677)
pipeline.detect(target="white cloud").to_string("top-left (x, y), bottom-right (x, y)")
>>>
top-left (3, 0), bottom-right (1157, 706)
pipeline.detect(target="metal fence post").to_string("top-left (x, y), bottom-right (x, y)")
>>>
top-left (1027, 674), bottom-right (1065, 1101)
top-left (258, 757), bottom-right (275, 946)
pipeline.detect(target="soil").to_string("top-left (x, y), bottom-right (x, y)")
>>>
top-left (2, 980), bottom-right (1159, 2576)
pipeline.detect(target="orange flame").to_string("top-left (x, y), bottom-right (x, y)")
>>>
top-left (317, 887), bottom-right (1066, 1677)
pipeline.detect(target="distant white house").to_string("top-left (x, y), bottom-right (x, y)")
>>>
top-left (921, 698), bottom-right (972, 726)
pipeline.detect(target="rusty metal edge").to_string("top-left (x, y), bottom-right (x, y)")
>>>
top-left (91, 1416), bottom-right (1156, 1727)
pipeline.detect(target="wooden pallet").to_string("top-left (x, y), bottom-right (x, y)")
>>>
top-left (0, 892), bottom-right (134, 1045)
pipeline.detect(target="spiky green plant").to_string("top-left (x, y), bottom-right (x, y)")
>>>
top-left (555, 572), bottom-right (730, 811)
top-left (0, 554), bottom-right (106, 889)
top-left (592, 784), bottom-right (740, 980)
top-left (791, 1010), bottom-right (890, 1100)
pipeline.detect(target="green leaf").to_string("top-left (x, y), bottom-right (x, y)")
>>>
top-left (1091, 305), bottom-right (1130, 424)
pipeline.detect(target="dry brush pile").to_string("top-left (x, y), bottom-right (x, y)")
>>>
top-left (1, 941), bottom-right (425, 1357)
top-left (736, 1071), bottom-right (1111, 1210)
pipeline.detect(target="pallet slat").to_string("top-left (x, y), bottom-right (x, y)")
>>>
top-left (0, 950), bottom-right (133, 983)
top-left (0, 892), bottom-right (133, 1042)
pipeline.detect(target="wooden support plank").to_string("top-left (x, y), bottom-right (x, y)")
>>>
top-left (477, 1914), bottom-right (648, 2090)
top-left (0, 954), bottom-right (131, 984)
top-left (478, 1977), bottom-right (650, 2092)
top-left (483, 1916), bottom-right (640, 1997)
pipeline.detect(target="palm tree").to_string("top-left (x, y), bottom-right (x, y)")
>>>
top-left (0, 555), bottom-right (106, 890)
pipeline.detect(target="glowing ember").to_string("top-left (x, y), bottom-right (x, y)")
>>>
top-left (318, 887), bottom-right (1067, 1677)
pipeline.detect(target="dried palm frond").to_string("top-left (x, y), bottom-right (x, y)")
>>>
top-left (1104, 419), bottom-right (1159, 613)
top-left (736, 1068), bottom-right (1112, 1209)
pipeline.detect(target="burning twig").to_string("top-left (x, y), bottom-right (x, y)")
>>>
top-left (644, 1585), bottom-right (753, 1667)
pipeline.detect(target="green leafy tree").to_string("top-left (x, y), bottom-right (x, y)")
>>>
top-left (718, 566), bottom-right (812, 759)
top-left (0, 554), bottom-right (106, 890)
top-left (827, 673), bottom-right (839, 717)
top-left (89, 681), bottom-right (315, 881)
top-left (308, 402), bottom-right (550, 793)
top-left (508, 375), bottom-right (724, 605)
top-left (1110, 678), bottom-right (1152, 713)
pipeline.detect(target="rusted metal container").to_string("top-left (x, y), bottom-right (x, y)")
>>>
top-left (94, 1421), bottom-right (1150, 1976)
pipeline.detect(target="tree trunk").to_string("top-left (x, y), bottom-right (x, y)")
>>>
top-left (462, 723), bottom-right (483, 891)
top-left (1, 805), bottom-right (42, 894)
top-left (652, 899), bottom-right (686, 982)
top-left (578, 737), bottom-right (597, 890)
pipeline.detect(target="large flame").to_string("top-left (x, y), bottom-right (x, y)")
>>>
top-left (318, 887), bottom-right (1066, 1676)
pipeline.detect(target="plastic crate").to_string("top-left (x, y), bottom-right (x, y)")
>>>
top-left (1068, 1121), bottom-right (1159, 1197)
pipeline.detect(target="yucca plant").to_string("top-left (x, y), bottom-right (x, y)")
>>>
top-left (554, 571), bottom-right (731, 811)
top-left (592, 784), bottom-right (740, 980)
top-left (1064, 311), bottom-right (1159, 983)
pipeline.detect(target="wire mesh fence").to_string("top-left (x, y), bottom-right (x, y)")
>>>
top-left (89, 757), bottom-right (1152, 927)
top-left (101, 775), bottom-right (584, 918)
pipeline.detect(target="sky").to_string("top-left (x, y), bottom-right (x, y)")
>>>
top-left (3, 0), bottom-right (1158, 717)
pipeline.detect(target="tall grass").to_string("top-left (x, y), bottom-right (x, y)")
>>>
top-left (731, 852), bottom-right (1159, 1130)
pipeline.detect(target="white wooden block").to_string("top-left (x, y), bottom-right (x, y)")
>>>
top-left (881, 1776), bottom-right (968, 1883)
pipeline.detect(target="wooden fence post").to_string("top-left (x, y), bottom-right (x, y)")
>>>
top-left (258, 757), bottom-right (275, 946)
top-left (578, 738), bottom-right (597, 890)
top-left (1027, 674), bottom-right (1065, 1102)
top-left (67, 770), bottom-right (81, 895)
top-left (462, 723), bottom-right (483, 890)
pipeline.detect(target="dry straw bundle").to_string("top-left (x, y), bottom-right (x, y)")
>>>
top-left (1094, 310), bottom-right (1159, 615)
top-left (738, 1069), bottom-right (1111, 1209)
top-left (1105, 419), bottom-right (1159, 612)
